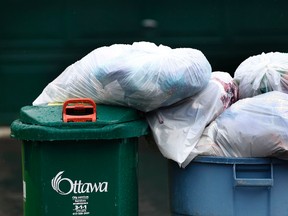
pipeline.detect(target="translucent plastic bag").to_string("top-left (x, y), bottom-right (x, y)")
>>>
top-left (33, 42), bottom-right (212, 112)
top-left (33, 43), bottom-right (132, 106)
top-left (146, 72), bottom-right (238, 167)
top-left (234, 52), bottom-right (288, 99)
top-left (196, 91), bottom-right (288, 160)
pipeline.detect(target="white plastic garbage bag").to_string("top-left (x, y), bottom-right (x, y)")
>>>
top-left (195, 91), bottom-right (288, 160)
top-left (234, 52), bottom-right (288, 99)
top-left (33, 43), bottom-right (131, 106)
top-left (33, 42), bottom-right (212, 112)
top-left (146, 72), bottom-right (238, 167)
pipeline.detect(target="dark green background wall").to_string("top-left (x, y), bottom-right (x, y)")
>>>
top-left (1, 0), bottom-right (288, 125)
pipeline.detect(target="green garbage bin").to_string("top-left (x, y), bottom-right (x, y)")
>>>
top-left (10, 101), bottom-right (149, 216)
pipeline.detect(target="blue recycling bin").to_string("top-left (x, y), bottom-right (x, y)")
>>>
top-left (169, 156), bottom-right (288, 216)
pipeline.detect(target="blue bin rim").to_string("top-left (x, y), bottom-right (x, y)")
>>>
top-left (193, 156), bottom-right (288, 165)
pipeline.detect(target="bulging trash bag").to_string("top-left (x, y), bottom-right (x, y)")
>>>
top-left (195, 91), bottom-right (288, 160)
top-left (33, 43), bottom-right (131, 106)
top-left (146, 72), bottom-right (238, 167)
top-left (234, 52), bottom-right (288, 99)
top-left (33, 42), bottom-right (212, 112)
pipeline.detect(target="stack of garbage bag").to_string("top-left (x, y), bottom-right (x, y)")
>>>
top-left (33, 42), bottom-right (212, 112)
top-left (32, 43), bottom-right (288, 167)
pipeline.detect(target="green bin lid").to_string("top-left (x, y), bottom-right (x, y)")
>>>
top-left (10, 104), bottom-right (149, 141)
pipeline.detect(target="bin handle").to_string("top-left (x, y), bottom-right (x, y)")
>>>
top-left (233, 164), bottom-right (273, 187)
top-left (62, 98), bottom-right (96, 123)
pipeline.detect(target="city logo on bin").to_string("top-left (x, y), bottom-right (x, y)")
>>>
top-left (51, 171), bottom-right (108, 195)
